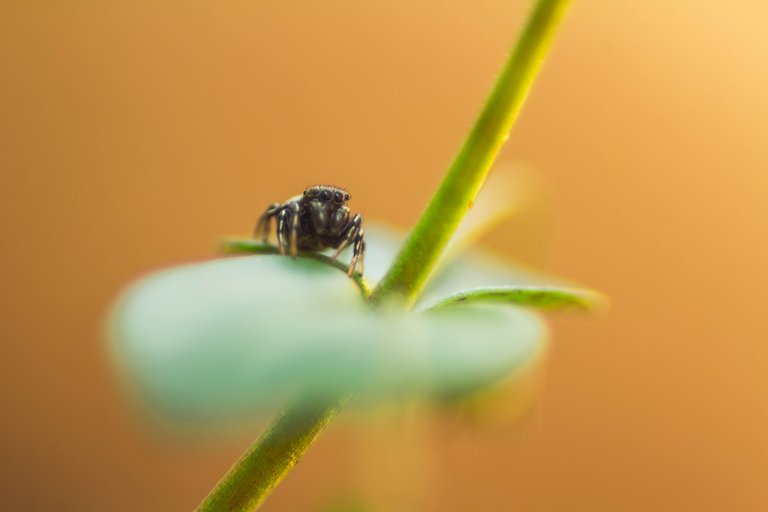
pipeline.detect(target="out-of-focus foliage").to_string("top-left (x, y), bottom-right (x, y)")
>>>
top-left (423, 285), bottom-right (605, 312)
top-left (111, 243), bottom-right (547, 421)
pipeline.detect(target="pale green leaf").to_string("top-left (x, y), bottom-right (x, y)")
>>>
top-left (110, 256), bottom-right (546, 421)
top-left (418, 249), bottom-right (583, 308)
top-left (422, 285), bottom-right (606, 312)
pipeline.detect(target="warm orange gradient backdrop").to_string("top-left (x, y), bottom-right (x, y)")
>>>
top-left (2, 1), bottom-right (767, 510)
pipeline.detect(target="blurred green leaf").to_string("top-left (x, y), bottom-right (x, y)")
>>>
top-left (110, 255), bottom-right (547, 421)
top-left (418, 249), bottom-right (582, 309)
top-left (423, 285), bottom-right (606, 312)
top-left (220, 238), bottom-right (372, 297)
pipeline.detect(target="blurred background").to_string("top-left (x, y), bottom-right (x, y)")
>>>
top-left (2, 1), bottom-right (767, 510)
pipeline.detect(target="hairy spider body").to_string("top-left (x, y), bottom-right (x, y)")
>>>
top-left (255, 185), bottom-right (366, 276)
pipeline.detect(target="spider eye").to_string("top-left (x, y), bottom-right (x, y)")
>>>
top-left (344, 193), bottom-right (350, 201)
top-left (320, 190), bottom-right (332, 201)
top-left (333, 191), bottom-right (343, 203)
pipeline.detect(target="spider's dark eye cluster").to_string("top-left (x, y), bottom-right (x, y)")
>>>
top-left (305, 187), bottom-right (349, 203)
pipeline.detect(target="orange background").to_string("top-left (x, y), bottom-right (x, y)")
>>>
top-left (1, 1), bottom-right (767, 510)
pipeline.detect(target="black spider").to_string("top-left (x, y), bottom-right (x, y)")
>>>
top-left (255, 185), bottom-right (366, 276)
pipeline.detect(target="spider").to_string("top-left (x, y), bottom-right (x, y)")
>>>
top-left (255, 185), bottom-right (366, 276)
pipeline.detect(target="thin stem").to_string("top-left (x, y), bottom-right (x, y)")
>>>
top-left (197, 393), bottom-right (351, 512)
top-left (372, 0), bottom-right (569, 307)
top-left (197, 1), bottom-right (569, 509)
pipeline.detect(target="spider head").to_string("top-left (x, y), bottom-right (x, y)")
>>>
top-left (303, 185), bottom-right (351, 236)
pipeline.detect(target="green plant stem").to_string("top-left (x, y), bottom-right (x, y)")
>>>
top-left (372, 0), bottom-right (569, 307)
top-left (197, 393), bottom-right (351, 512)
top-left (197, 1), bottom-right (569, 509)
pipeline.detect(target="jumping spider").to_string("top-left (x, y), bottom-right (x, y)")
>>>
top-left (255, 185), bottom-right (366, 276)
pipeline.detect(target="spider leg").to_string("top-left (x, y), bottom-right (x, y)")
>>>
top-left (287, 203), bottom-right (300, 257)
top-left (255, 203), bottom-right (281, 243)
top-left (331, 214), bottom-right (362, 261)
top-left (348, 230), bottom-right (365, 277)
top-left (276, 209), bottom-right (290, 255)
top-left (356, 237), bottom-right (366, 276)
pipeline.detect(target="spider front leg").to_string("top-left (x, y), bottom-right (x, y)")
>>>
top-left (331, 214), bottom-right (364, 276)
top-left (276, 203), bottom-right (300, 257)
top-left (288, 203), bottom-right (300, 257)
top-left (349, 231), bottom-right (365, 277)
top-left (254, 203), bottom-right (281, 243)
top-left (276, 209), bottom-right (289, 255)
